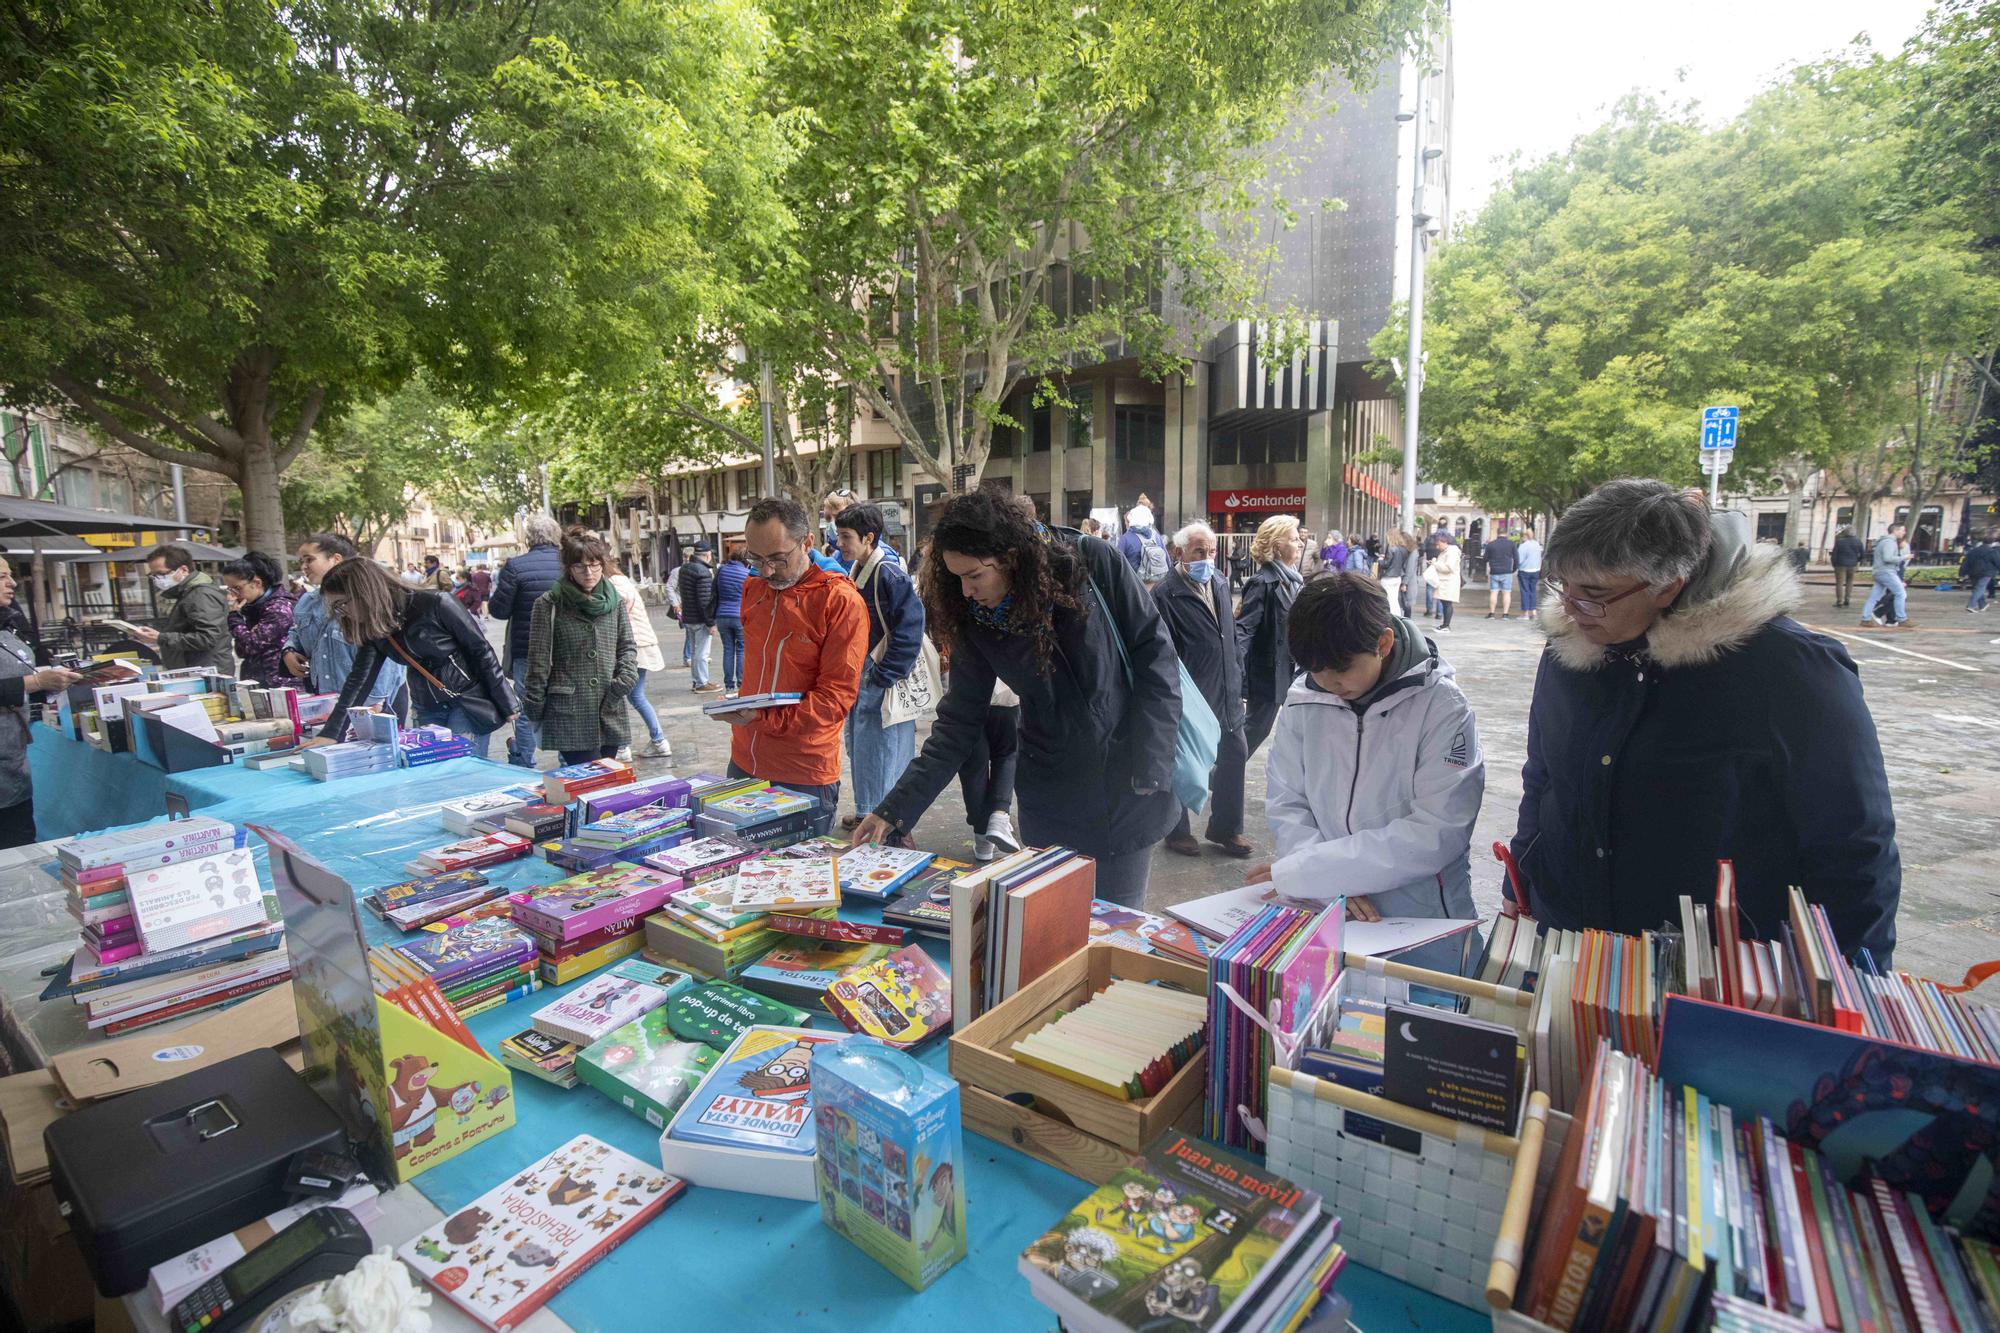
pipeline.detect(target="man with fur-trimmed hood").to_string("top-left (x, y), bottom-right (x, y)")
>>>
top-left (1507, 480), bottom-right (1900, 960)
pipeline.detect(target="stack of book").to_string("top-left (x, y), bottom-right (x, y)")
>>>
top-left (402, 830), bottom-right (532, 877)
top-left (528, 957), bottom-right (693, 1047)
top-left (694, 785), bottom-right (824, 848)
top-left (541, 804), bottom-right (693, 873)
top-left (1087, 900), bottom-right (1213, 965)
top-left (505, 802), bottom-right (571, 843)
top-left (499, 1028), bottom-right (583, 1088)
top-left (947, 847), bottom-right (1096, 1029)
top-left (302, 709), bottom-right (401, 779)
top-left (396, 723), bottom-right (472, 766)
top-left (541, 756), bottom-right (634, 803)
top-left (59, 942), bottom-right (291, 1037)
top-left (644, 873), bottom-right (837, 980)
top-left (1010, 977), bottom-right (1205, 1098)
top-left (1519, 1038), bottom-right (2000, 1332)
top-left (438, 785), bottom-right (546, 836)
top-left (511, 865), bottom-right (683, 984)
top-left (1020, 1132), bottom-right (1344, 1333)
top-left (643, 836), bottom-right (758, 886)
top-left (881, 856), bottom-right (975, 935)
top-left (1204, 902), bottom-right (1344, 1148)
top-left (360, 869), bottom-right (506, 932)
top-left (830, 843), bottom-right (934, 902)
top-left (369, 918), bottom-right (541, 1019)
top-left (738, 939), bottom-right (894, 1009)
top-left (572, 773), bottom-right (695, 833)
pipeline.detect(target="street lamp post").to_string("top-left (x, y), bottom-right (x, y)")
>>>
top-left (1399, 66), bottom-right (1440, 538)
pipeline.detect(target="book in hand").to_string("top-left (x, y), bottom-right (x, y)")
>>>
top-left (1010, 978), bottom-right (1205, 1100)
top-left (1381, 1001), bottom-right (1523, 1134)
top-left (529, 958), bottom-right (692, 1047)
top-left (661, 1024), bottom-right (848, 1199)
top-left (822, 945), bottom-right (951, 1049)
top-left (397, 1134), bottom-right (685, 1331)
top-left (703, 691), bottom-right (800, 716)
top-left (1018, 1131), bottom-right (1325, 1333)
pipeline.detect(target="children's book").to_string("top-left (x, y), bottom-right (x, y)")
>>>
top-left (1087, 900), bottom-right (1211, 962)
top-left (642, 836), bottom-right (756, 885)
top-left (529, 959), bottom-right (693, 1047)
top-left (701, 786), bottom-right (816, 828)
top-left (702, 691), bottom-right (800, 716)
top-left (731, 858), bottom-right (841, 912)
top-left (576, 1009), bottom-right (720, 1129)
top-left (397, 1135), bottom-right (685, 1331)
top-left (126, 847), bottom-right (267, 954)
top-left (1166, 884), bottom-right (1275, 941)
top-left (380, 884), bottom-right (511, 933)
top-left (411, 831), bottom-right (532, 874)
top-left (666, 981), bottom-right (814, 1049)
top-left (439, 785), bottom-right (544, 835)
top-left (881, 859), bottom-right (973, 935)
top-left (509, 866), bottom-right (679, 942)
top-left (823, 945), bottom-right (952, 1049)
top-left (833, 844), bottom-right (936, 901)
top-left (738, 941), bottom-right (894, 1010)
top-left (540, 757), bottom-right (633, 803)
top-left (363, 868), bottom-right (491, 916)
top-left (379, 918), bottom-right (538, 989)
top-left (572, 806), bottom-right (689, 849)
top-left (661, 1025), bottom-right (846, 1199)
top-left (499, 1028), bottom-right (582, 1088)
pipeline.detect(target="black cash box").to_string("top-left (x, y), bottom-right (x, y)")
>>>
top-left (44, 1048), bottom-right (347, 1296)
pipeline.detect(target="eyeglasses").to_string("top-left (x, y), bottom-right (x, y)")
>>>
top-left (742, 544), bottom-right (802, 572)
top-left (1544, 578), bottom-right (1651, 620)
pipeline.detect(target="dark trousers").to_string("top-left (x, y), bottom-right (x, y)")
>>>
top-left (1245, 699), bottom-right (1281, 759)
top-left (956, 705), bottom-right (1020, 829)
top-left (1834, 564), bottom-right (1857, 605)
top-left (558, 745), bottom-right (619, 764)
top-left (728, 760), bottom-right (840, 819)
top-left (1438, 599), bottom-right (1456, 628)
top-left (0, 798), bottom-right (35, 849)
top-left (1175, 723), bottom-right (1248, 840)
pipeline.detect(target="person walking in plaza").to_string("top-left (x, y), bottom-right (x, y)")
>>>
top-left (1418, 522), bottom-right (1444, 618)
top-left (854, 489), bottom-right (1181, 907)
top-left (1829, 524), bottom-right (1863, 608)
top-left (421, 553), bottom-right (451, 592)
top-left (132, 544), bottom-right (235, 674)
top-left (677, 541), bottom-right (721, 693)
top-left (714, 542), bottom-right (749, 695)
top-left (1343, 539), bottom-right (1372, 575)
top-left (0, 557), bottom-right (79, 847)
top-left (1117, 504), bottom-right (1170, 586)
top-left (1247, 572), bottom-right (1484, 974)
top-left (219, 552), bottom-right (296, 687)
top-left (714, 497), bottom-right (869, 811)
top-left (1517, 530), bottom-right (1544, 621)
top-left (521, 529), bottom-right (637, 764)
top-left (1426, 530), bottom-right (1462, 632)
top-left (487, 515), bottom-right (564, 766)
top-left (316, 557), bottom-right (516, 756)
top-left (836, 502), bottom-right (925, 832)
top-left (1152, 522), bottom-right (1251, 859)
top-left (1321, 530), bottom-right (1347, 573)
top-left (1483, 529), bottom-right (1518, 619)
top-left (604, 554), bottom-right (671, 761)
top-left (1237, 514), bottom-right (1305, 758)
top-left (284, 533), bottom-right (405, 712)
top-left (1961, 531), bottom-right (1998, 613)
top-left (1860, 521), bottom-right (1911, 628)
top-left (1377, 530), bottom-right (1415, 616)
top-left (1509, 479), bottom-right (1899, 959)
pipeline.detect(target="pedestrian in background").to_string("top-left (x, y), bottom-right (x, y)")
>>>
top-left (1427, 529), bottom-right (1462, 632)
top-left (0, 557), bottom-right (79, 847)
top-left (220, 551), bottom-right (296, 687)
top-left (1961, 531), bottom-right (1997, 614)
top-left (1118, 504), bottom-right (1170, 586)
top-left (1483, 529), bottom-right (1518, 619)
top-left (1343, 539), bottom-right (1372, 575)
top-left (1377, 530), bottom-right (1415, 616)
top-left (605, 554), bottom-right (671, 761)
top-left (677, 540), bottom-right (721, 692)
top-left (1517, 530), bottom-right (1544, 621)
top-left (1153, 522), bottom-right (1251, 859)
top-left (1829, 525), bottom-right (1863, 608)
top-left (487, 514), bottom-right (563, 766)
top-left (836, 503), bottom-right (924, 832)
top-left (1321, 530), bottom-right (1348, 573)
top-left (714, 541), bottom-right (749, 695)
top-left (522, 528), bottom-right (637, 764)
top-left (135, 544), bottom-right (235, 674)
top-left (1419, 522), bottom-right (1444, 618)
top-left (1860, 521), bottom-right (1910, 628)
top-left (1237, 514), bottom-right (1305, 758)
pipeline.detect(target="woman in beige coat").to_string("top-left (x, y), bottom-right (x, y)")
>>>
top-left (1427, 532), bottom-right (1463, 631)
top-left (607, 555), bottom-right (672, 761)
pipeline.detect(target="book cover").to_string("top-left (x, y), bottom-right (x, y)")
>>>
top-left (510, 866), bottom-right (679, 941)
top-left (415, 831), bottom-right (532, 871)
top-left (1003, 855), bottom-right (1095, 998)
top-left (665, 1025), bottom-right (843, 1153)
top-left (381, 885), bottom-right (510, 933)
top-left (365, 868), bottom-right (491, 913)
top-left (666, 981), bottom-right (814, 1049)
top-left (883, 863), bottom-right (963, 934)
top-left (499, 1028), bottom-right (581, 1085)
top-left (702, 692), bottom-right (800, 715)
top-left (573, 806), bottom-right (688, 848)
top-left (1382, 1001), bottom-right (1524, 1134)
top-left (529, 959), bottom-right (692, 1047)
top-left (1017, 1132), bottom-right (1320, 1331)
top-left (1166, 884), bottom-right (1274, 941)
top-left (438, 785), bottom-right (544, 833)
top-left (731, 858), bottom-right (841, 912)
top-left (503, 804), bottom-right (570, 840)
top-left (126, 847), bottom-right (267, 954)
top-left (765, 913), bottom-right (909, 947)
top-left (540, 758), bottom-right (633, 802)
top-left (702, 786), bottom-right (816, 827)
top-left (575, 1009), bottom-right (719, 1129)
top-left (823, 945), bottom-right (952, 1049)
top-left (833, 844), bottom-right (935, 901)
top-left (739, 941), bottom-right (894, 1009)
top-left (397, 1135), bottom-right (683, 1331)
top-left (1087, 900), bottom-right (1210, 961)
top-left (386, 918), bottom-right (537, 988)
top-left (642, 836), bottom-right (756, 884)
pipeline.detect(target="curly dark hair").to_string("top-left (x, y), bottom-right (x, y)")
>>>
top-left (920, 487), bottom-right (1085, 675)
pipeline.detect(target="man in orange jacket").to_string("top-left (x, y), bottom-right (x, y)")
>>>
top-left (715, 496), bottom-right (869, 810)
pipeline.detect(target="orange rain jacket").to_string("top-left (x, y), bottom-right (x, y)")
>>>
top-left (731, 562), bottom-right (870, 787)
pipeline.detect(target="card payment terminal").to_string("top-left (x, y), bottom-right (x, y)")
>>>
top-left (167, 1206), bottom-right (372, 1333)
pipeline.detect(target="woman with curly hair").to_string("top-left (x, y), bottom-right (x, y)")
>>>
top-left (851, 489), bottom-right (1182, 906)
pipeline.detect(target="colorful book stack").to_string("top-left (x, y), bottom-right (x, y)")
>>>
top-left (541, 756), bottom-right (634, 804)
top-left (694, 784), bottom-right (824, 848)
top-left (504, 803), bottom-right (570, 842)
top-left (541, 803), bottom-right (692, 872)
top-left (881, 856), bottom-right (975, 935)
top-left (1020, 1132), bottom-right (1343, 1333)
top-left (822, 945), bottom-right (952, 1048)
top-left (361, 870), bottom-right (506, 932)
top-left (1087, 900), bottom-right (1213, 965)
top-left (397, 722), bottom-right (472, 766)
top-left (499, 1028), bottom-right (583, 1088)
top-left (511, 865), bottom-right (683, 984)
top-left (45, 818), bottom-right (290, 1034)
top-left (1204, 902), bottom-right (1344, 1148)
top-left (831, 843), bottom-right (935, 902)
top-left (1009, 977), bottom-right (1205, 1099)
top-left (739, 939), bottom-right (894, 1010)
top-left (643, 836), bottom-right (759, 886)
top-left (438, 785), bottom-right (546, 835)
top-left (730, 857), bottom-right (841, 912)
top-left (947, 846), bottom-right (1096, 1029)
top-left (643, 870), bottom-right (838, 980)
top-left (528, 957), bottom-right (693, 1047)
top-left (402, 830), bottom-right (533, 877)
top-left (369, 918), bottom-right (541, 1019)
top-left (1519, 1037), bottom-right (2000, 1332)
top-left (571, 773), bottom-right (694, 831)
top-left (302, 710), bottom-right (401, 779)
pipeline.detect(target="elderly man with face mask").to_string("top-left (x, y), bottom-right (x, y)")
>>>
top-left (1150, 522), bottom-right (1251, 858)
top-left (1509, 479), bottom-right (1900, 961)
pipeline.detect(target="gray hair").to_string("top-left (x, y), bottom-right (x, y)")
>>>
top-left (1172, 521), bottom-right (1215, 548)
top-left (747, 495), bottom-right (811, 539)
top-left (1545, 479), bottom-right (1712, 590)
top-left (520, 513), bottom-right (562, 547)
top-left (1126, 505), bottom-right (1154, 529)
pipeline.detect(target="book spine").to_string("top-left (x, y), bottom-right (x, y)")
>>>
top-left (98, 974), bottom-right (285, 1035)
top-left (766, 913), bottom-right (908, 946)
top-left (1871, 1180), bottom-right (1952, 1333)
top-left (1806, 1149), bottom-right (1868, 1333)
top-left (1900, 1192), bottom-right (1984, 1333)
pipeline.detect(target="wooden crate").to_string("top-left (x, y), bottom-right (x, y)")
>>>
top-left (948, 944), bottom-right (1208, 1184)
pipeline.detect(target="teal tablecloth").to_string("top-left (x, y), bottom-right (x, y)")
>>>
top-left (33, 753), bottom-right (1488, 1333)
top-left (25, 726), bottom-right (300, 840)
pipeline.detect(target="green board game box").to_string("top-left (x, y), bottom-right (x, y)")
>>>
top-left (576, 1007), bottom-right (721, 1129)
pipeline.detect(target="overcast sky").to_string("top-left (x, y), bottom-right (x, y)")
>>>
top-left (1448, 0), bottom-right (1940, 218)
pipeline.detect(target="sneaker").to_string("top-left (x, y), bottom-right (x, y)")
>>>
top-left (615, 745), bottom-right (634, 762)
top-left (983, 809), bottom-right (1021, 854)
top-left (642, 737), bottom-right (671, 758)
top-left (694, 683), bottom-right (724, 693)
top-left (972, 836), bottom-right (996, 862)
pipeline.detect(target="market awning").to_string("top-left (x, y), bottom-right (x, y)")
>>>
top-left (0, 495), bottom-right (207, 539)
top-left (66, 541), bottom-right (245, 564)
top-left (0, 538), bottom-right (103, 558)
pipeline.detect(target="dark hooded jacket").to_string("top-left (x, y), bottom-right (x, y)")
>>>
top-left (1151, 566), bottom-right (1244, 732)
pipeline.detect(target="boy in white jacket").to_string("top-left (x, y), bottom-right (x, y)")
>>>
top-left (1245, 573), bottom-right (1484, 973)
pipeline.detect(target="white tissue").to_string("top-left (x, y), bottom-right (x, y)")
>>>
top-left (286, 1247), bottom-right (432, 1333)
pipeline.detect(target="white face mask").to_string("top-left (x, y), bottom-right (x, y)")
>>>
top-left (151, 570), bottom-right (181, 592)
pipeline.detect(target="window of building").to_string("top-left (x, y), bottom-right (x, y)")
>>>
top-left (1835, 505), bottom-right (1854, 529)
top-left (990, 420), bottom-right (1020, 460)
top-left (1112, 405), bottom-right (1165, 462)
top-left (1030, 404), bottom-right (1052, 454)
top-left (866, 448), bottom-right (902, 496)
top-left (1755, 512), bottom-right (1787, 543)
top-left (1068, 385), bottom-right (1093, 452)
top-left (703, 473), bottom-right (723, 512)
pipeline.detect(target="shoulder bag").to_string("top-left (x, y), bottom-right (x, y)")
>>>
top-left (1084, 574), bottom-right (1220, 814)
top-left (859, 556), bottom-right (941, 728)
top-left (386, 633), bottom-right (506, 734)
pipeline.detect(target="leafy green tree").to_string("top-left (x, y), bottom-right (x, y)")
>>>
top-left (1901, 0), bottom-right (2000, 242)
top-left (0, 0), bottom-right (747, 552)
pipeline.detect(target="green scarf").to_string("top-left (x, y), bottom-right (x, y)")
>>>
top-left (551, 575), bottom-right (619, 618)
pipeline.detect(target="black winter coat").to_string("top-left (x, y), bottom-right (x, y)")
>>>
top-left (677, 559), bottom-right (718, 626)
top-left (878, 534), bottom-right (1181, 858)
top-left (1831, 533), bottom-right (1864, 568)
top-left (320, 591), bottom-right (517, 741)
top-left (1235, 560), bottom-right (1302, 706)
top-left (1510, 540), bottom-right (1899, 959)
top-left (1151, 568), bottom-right (1244, 732)
top-left (487, 543), bottom-right (562, 664)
